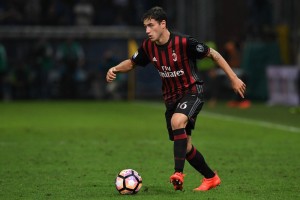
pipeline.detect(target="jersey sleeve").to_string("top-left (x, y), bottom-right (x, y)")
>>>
top-left (187, 37), bottom-right (210, 59)
top-left (131, 46), bottom-right (150, 67)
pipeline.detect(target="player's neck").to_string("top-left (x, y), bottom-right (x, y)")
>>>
top-left (155, 29), bottom-right (170, 46)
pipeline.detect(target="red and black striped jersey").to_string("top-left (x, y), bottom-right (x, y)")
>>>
top-left (131, 32), bottom-right (209, 103)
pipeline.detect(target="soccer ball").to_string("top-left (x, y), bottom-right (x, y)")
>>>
top-left (115, 169), bottom-right (142, 195)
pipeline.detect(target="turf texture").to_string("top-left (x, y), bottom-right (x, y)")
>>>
top-left (0, 101), bottom-right (299, 199)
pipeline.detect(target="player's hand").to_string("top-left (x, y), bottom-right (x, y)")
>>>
top-left (106, 67), bottom-right (117, 82)
top-left (231, 77), bottom-right (246, 98)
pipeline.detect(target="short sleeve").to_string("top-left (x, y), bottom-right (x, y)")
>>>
top-left (131, 46), bottom-right (150, 67)
top-left (187, 37), bottom-right (210, 59)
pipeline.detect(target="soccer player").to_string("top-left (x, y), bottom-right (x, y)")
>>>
top-left (106, 6), bottom-right (246, 191)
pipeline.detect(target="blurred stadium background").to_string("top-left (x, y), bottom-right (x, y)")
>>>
top-left (0, 0), bottom-right (299, 106)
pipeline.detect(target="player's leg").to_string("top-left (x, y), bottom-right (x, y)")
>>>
top-left (171, 113), bottom-right (188, 173)
top-left (186, 129), bottom-right (221, 191)
top-left (186, 134), bottom-right (215, 178)
top-left (168, 93), bottom-right (203, 190)
top-left (165, 101), bottom-right (188, 190)
top-left (169, 113), bottom-right (188, 190)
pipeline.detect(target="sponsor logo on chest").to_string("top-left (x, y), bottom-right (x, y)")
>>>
top-left (158, 65), bottom-right (184, 78)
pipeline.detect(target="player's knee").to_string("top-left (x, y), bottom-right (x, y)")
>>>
top-left (171, 115), bottom-right (187, 130)
top-left (171, 120), bottom-right (181, 130)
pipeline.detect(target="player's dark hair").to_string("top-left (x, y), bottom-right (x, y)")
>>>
top-left (142, 6), bottom-right (167, 24)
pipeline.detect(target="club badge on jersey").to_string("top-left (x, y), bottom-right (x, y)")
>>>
top-left (196, 44), bottom-right (204, 53)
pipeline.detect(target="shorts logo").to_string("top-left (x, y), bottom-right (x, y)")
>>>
top-left (196, 44), bottom-right (204, 52)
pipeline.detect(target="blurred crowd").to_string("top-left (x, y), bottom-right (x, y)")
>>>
top-left (0, 0), bottom-right (165, 26)
top-left (0, 37), bottom-right (129, 101)
top-left (0, 0), bottom-right (169, 101)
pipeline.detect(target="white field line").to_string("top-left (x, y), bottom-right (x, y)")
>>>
top-left (202, 111), bottom-right (300, 133)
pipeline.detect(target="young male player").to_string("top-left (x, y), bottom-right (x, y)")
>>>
top-left (106, 7), bottom-right (246, 191)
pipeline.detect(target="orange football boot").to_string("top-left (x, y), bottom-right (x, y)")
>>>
top-left (193, 173), bottom-right (221, 191)
top-left (170, 172), bottom-right (185, 191)
top-left (238, 100), bottom-right (251, 109)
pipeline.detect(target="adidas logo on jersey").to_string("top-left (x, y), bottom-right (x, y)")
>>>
top-left (152, 57), bottom-right (157, 62)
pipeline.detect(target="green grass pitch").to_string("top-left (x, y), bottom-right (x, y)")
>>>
top-left (0, 101), bottom-right (299, 200)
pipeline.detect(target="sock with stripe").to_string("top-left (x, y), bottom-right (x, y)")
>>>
top-left (186, 145), bottom-right (215, 178)
top-left (173, 128), bottom-right (187, 173)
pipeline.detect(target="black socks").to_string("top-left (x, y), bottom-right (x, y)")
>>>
top-left (186, 145), bottom-right (215, 178)
top-left (173, 128), bottom-right (187, 173)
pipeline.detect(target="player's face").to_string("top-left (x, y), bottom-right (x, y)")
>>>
top-left (143, 18), bottom-right (166, 42)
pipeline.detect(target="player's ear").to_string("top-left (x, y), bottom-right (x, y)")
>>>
top-left (160, 20), bottom-right (167, 28)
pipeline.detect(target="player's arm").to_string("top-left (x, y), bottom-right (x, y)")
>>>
top-left (207, 48), bottom-right (246, 98)
top-left (106, 59), bottom-right (135, 83)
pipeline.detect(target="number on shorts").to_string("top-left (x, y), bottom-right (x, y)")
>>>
top-left (177, 101), bottom-right (188, 110)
